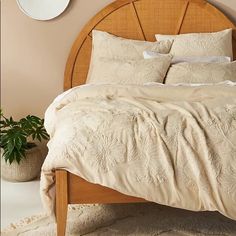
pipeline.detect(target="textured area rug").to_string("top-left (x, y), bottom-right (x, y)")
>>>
top-left (2, 203), bottom-right (236, 236)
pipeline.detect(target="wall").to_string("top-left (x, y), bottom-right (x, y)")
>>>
top-left (1, 0), bottom-right (113, 119)
top-left (1, 0), bottom-right (236, 119)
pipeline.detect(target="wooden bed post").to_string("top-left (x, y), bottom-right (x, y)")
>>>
top-left (56, 170), bottom-right (68, 236)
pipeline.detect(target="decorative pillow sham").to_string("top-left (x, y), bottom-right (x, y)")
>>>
top-left (92, 30), bottom-right (172, 59)
top-left (165, 61), bottom-right (236, 84)
top-left (143, 51), bottom-right (231, 64)
top-left (88, 55), bottom-right (172, 85)
top-left (155, 29), bottom-right (233, 59)
top-left (86, 30), bottom-right (173, 83)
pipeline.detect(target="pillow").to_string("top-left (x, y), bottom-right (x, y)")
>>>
top-left (87, 30), bottom-right (173, 83)
top-left (92, 30), bottom-right (172, 59)
top-left (155, 29), bottom-right (233, 60)
top-left (165, 61), bottom-right (236, 84)
top-left (88, 55), bottom-right (172, 85)
top-left (143, 51), bottom-right (231, 64)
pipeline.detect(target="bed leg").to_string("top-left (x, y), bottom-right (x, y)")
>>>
top-left (56, 170), bottom-right (68, 236)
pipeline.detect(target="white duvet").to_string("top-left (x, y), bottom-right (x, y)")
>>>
top-left (41, 82), bottom-right (236, 220)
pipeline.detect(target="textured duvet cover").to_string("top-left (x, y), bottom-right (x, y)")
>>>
top-left (41, 82), bottom-right (236, 220)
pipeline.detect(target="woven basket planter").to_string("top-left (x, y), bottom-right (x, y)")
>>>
top-left (1, 147), bottom-right (44, 182)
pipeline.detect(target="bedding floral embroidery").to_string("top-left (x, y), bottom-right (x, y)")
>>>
top-left (41, 82), bottom-right (236, 221)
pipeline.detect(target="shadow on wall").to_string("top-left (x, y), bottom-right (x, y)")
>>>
top-left (208, 0), bottom-right (236, 24)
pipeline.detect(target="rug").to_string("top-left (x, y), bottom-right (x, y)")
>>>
top-left (2, 203), bottom-right (236, 236)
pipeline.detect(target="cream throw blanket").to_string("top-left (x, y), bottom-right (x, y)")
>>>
top-left (41, 82), bottom-right (236, 220)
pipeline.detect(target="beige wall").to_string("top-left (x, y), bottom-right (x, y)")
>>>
top-left (1, 0), bottom-right (236, 119)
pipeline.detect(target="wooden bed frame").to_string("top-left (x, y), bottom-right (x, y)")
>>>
top-left (56, 170), bottom-right (147, 236)
top-left (56, 0), bottom-right (236, 235)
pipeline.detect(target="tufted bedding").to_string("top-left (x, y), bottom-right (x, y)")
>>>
top-left (41, 81), bottom-right (236, 220)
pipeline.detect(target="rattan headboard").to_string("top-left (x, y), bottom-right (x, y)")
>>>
top-left (64, 0), bottom-right (236, 90)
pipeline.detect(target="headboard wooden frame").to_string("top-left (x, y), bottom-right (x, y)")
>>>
top-left (64, 0), bottom-right (236, 90)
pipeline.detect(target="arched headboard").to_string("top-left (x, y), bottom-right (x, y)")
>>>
top-left (64, 0), bottom-right (236, 90)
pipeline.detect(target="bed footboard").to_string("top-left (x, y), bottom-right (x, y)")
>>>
top-left (55, 170), bottom-right (146, 236)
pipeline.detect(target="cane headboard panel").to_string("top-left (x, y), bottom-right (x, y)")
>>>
top-left (64, 0), bottom-right (236, 90)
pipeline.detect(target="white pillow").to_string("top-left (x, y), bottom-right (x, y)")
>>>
top-left (87, 30), bottom-right (173, 83)
top-left (88, 55), bottom-right (172, 85)
top-left (143, 51), bottom-right (231, 64)
top-left (165, 61), bottom-right (236, 84)
top-left (155, 29), bottom-right (233, 60)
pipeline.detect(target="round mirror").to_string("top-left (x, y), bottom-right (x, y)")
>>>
top-left (16, 0), bottom-right (70, 21)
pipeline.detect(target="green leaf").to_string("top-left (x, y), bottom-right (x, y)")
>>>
top-left (15, 148), bottom-right (26, 164)
top-left (40, 132), bottom-right (49, 140)
top-left (15, 136), bottom-right (23, 150)
top-left (7, 141), bottom-right (15, 154)
top-left (8, 152), bottom-right (15, 164)
top-left (0, 112), bottom-right (49, 164)
top-left (36, 132), bottom-right (42, 142)
top-left (32, 132), bottom-right (36, 140)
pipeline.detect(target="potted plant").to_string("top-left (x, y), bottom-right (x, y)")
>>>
top-left (0, 110), bottom-right (49, 181)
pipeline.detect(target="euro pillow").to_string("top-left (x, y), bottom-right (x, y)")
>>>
top-left (165, 61), bottom-right (236, 84)
top-left (143, 51), bottom-right (231, 64)
top-left (87, 30), bottom-right (173, 83)
top-left (88, 55), bottom-right (172, 85)
top-left (155, 29), bottom-right (233, 59)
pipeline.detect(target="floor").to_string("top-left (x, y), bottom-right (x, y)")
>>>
top-left (1, 178), bottom-right (44, 230)
top-left (1, 178), bottom-right (236, 235)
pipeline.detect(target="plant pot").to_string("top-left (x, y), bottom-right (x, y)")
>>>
top-left (1, 147), bottom-right (44, 182)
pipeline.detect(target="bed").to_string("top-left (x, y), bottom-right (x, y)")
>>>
top-left (42, 0), bottom-right (236, 235)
